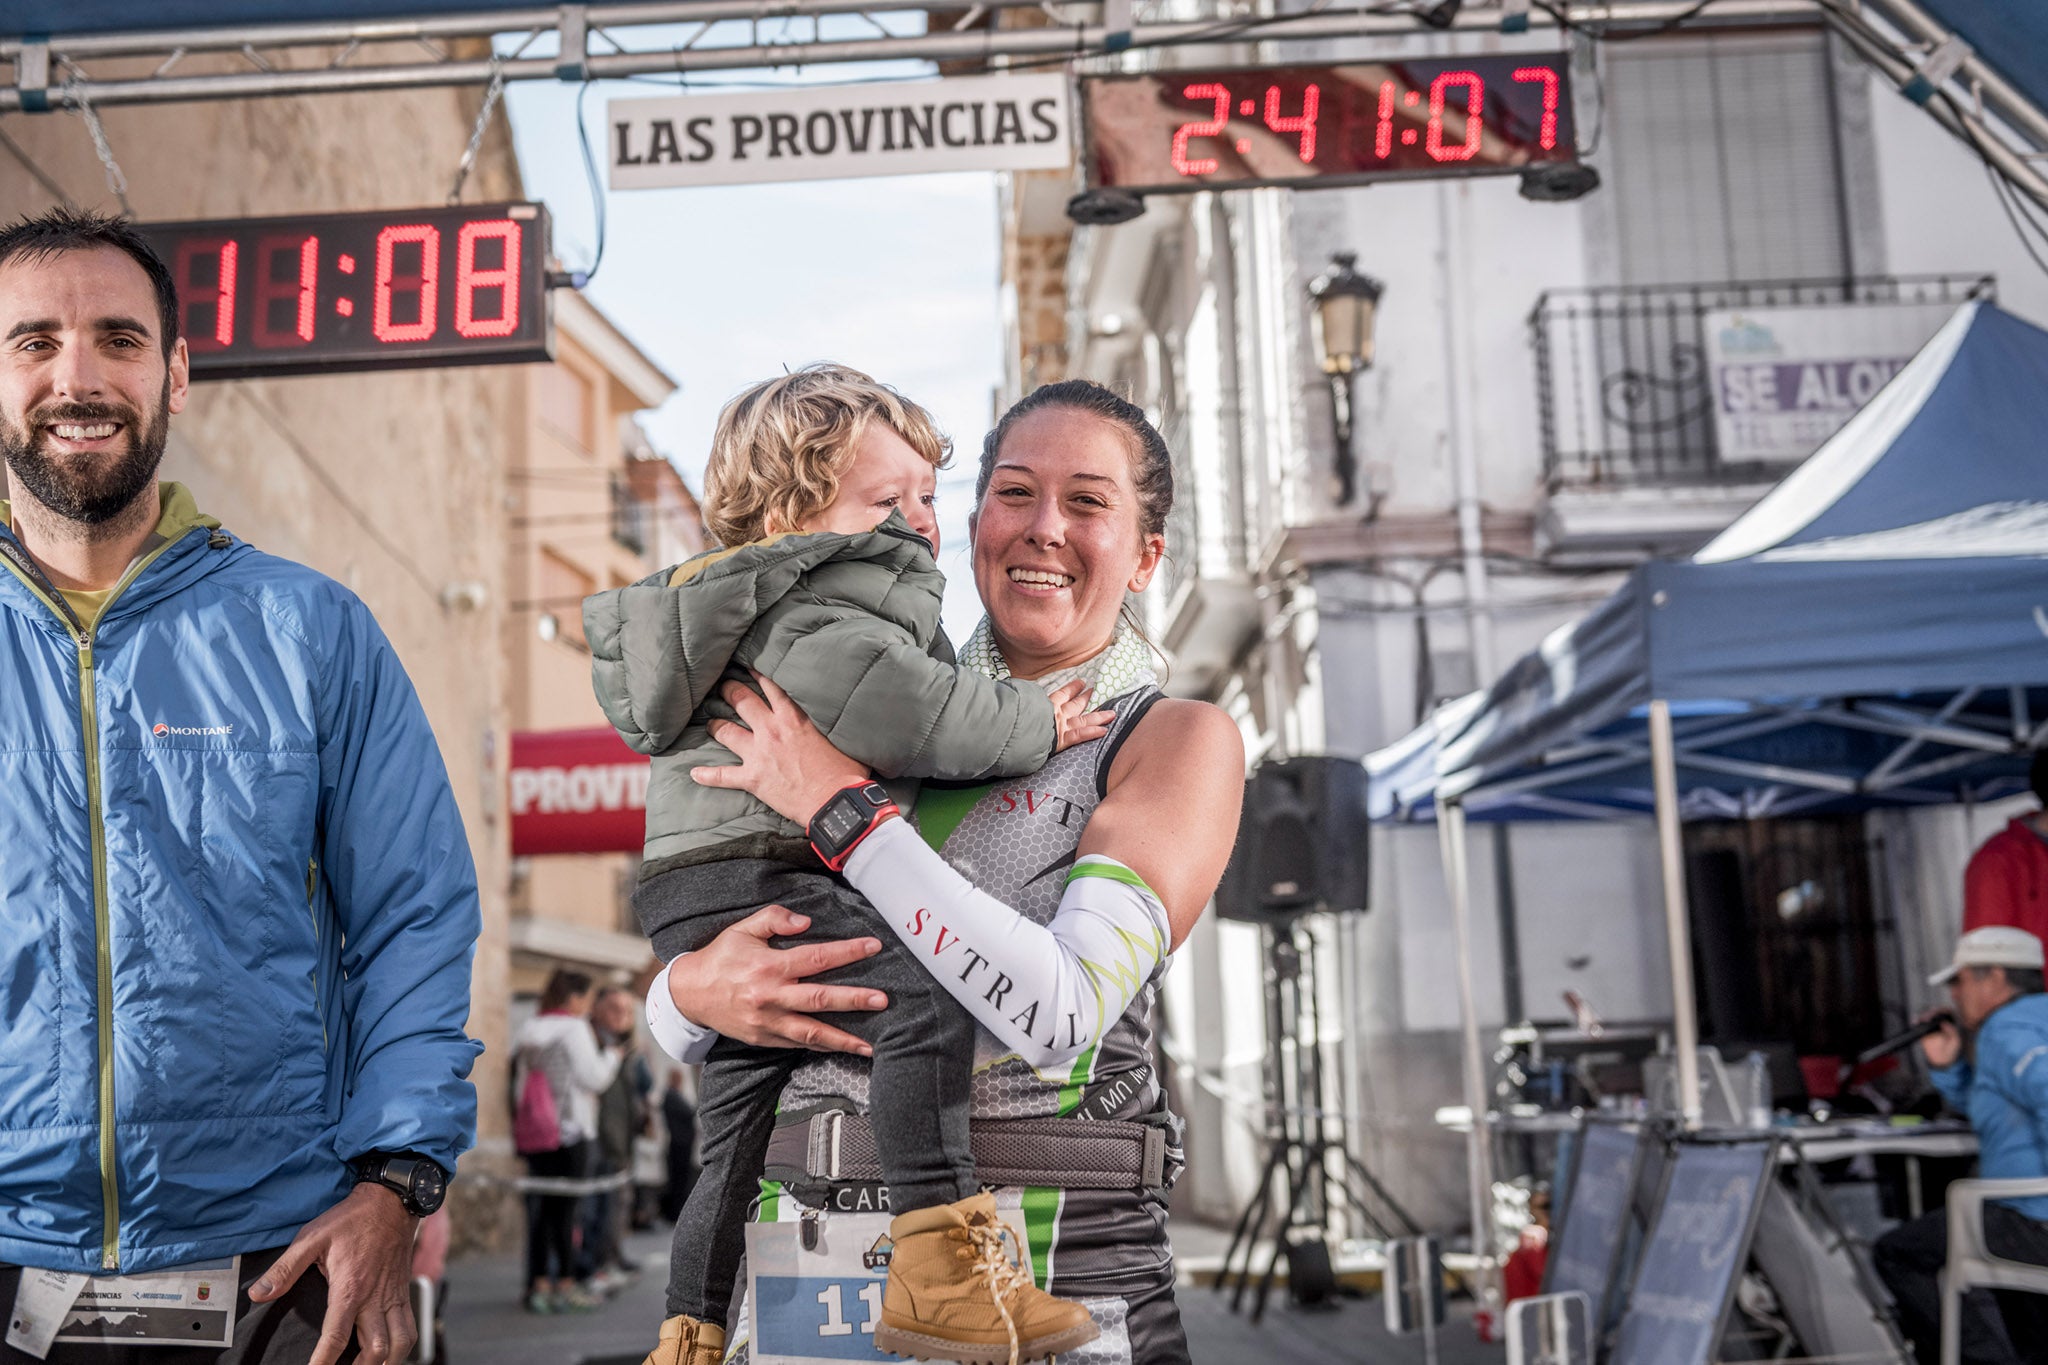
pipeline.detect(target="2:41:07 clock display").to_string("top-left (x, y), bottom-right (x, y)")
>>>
top-left (1081, 54), bottom-right (1575, 194)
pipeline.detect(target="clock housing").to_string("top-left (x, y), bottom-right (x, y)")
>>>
top-left (1082, 54), bottom-right (1577, 195)
top-left (138, 203), bottom-right (553, 381)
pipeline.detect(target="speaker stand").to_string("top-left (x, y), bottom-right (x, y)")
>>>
top-left (1215, 920), bottom-right (1420, 1323)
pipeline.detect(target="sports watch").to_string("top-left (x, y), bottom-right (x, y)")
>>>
top-left (808, 781), bottom-right (900, 871)
top-left (352, 1151), bottom-right (448, 1217)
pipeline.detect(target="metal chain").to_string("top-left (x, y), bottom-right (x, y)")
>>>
top-left (61, 64), bottom-right (133, 217)
top-left (446, 56), bottom-right (507, 205)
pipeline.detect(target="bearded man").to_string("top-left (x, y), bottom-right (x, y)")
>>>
top-left (0, 208), bottom-right (481, 1365)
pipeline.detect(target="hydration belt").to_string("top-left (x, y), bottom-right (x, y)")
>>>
top-left (763, 1102), bottom-right (1182, 1195)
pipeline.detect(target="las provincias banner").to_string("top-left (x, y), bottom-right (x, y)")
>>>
top-left (608, 72), bottom-right (1072, 191)
top-left (510, 728), bottom-right (650, 856)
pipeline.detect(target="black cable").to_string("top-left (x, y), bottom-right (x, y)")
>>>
top-left (1989, 149), bottom-right (2048, 251)
top-left (569, 78), bottom-right (608, 288)
top-left (1987, 162), bottom-right (2048, 281)
top-left (1532, 0), bottom-right (1723, 43)
top-left (1932, 90), bottom-right (2048, 284)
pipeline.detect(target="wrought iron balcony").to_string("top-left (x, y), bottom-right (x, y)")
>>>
top-left (1531, 275), bottom-right (1992, 492)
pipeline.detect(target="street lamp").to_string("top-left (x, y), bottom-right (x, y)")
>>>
top-left (1307, 251), bottom-right (1384, 508)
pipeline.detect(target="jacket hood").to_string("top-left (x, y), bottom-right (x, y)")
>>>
top-left (585, 508), bottom-right (941, 754)
top-left (0, 482), bottom-right (244, 627)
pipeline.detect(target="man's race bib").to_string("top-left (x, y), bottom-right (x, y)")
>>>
top-left (7, 1270), bottom-right (85, 1360)
top-left (743, 1206), bottom-right (1029, 1365)
top-left (7, 1258), bottom-right (238, 1358)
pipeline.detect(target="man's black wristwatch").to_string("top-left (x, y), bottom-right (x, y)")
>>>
top-left (808, 781), bottom-right (899, 871)
top-left (352, 1151), bottom-right (448, 1217)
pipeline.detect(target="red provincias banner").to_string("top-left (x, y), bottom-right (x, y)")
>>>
top-left (510, 728), bottom-right (650, 856)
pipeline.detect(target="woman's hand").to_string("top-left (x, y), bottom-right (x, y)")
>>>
top-left (691, 672), bottom-right (869, 825)
top-left (666, 904), bottom-right (887, 1054)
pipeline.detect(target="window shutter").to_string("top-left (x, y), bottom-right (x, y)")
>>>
top-left (1607, 32), bottom-right (1847, 285)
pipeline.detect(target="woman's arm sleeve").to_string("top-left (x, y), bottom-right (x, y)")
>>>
top-left (645, 958), bottom-right (719, 1065)
top-left (568, 1024), bottom-right (625, 1092)
top-left (842, 817), bottom-right (1168, 1070)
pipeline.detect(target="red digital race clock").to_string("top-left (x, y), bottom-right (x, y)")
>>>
top-left (138, 203), bottom-right (554, 381)
top-left (1081, 54), bottom-right (1575, 194)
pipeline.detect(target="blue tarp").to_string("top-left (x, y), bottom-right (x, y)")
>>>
top-left (1918, 1), bottom-right (2048, 141)
top-left (1369, 299), bottom-right (2048, 823)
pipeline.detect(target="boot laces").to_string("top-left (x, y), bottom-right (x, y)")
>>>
top-left (959, 1218), bottom-right (1034, 1365)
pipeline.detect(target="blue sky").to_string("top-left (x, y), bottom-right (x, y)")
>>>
top-left (501, 14), bottom-right (1004, 637)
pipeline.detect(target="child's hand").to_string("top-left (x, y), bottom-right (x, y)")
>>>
top-left (1049, 679), bottom-right (1116, 753)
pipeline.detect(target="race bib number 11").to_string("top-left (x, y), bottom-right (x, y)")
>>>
top-left (744, 1207), bottom-right (1031, 1365)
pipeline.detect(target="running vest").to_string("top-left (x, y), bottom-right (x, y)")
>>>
top-left (781, 681), bottom-right (1168, 1124)
top-left (776, 628), bottom-right (1182, 1310)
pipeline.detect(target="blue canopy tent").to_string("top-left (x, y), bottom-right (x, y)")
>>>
top-left (1367, 298), bottom-right (2048, 1263)
top-left (1375, 299), bottom-right (2048, 824)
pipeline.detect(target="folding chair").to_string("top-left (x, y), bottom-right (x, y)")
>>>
top-left (1940, 1177), bottom-right (2048, 1365)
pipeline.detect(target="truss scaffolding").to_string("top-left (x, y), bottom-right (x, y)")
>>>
top-left (3, 0), bottom-right (2046, 208)
top-left (1381, 687), bottom-right (2048, 826)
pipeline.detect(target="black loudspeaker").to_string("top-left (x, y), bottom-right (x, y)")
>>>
top-left (1283, 1234), bottom-right (1339, 1306)
top-left (1217, 756), bottom-right (1370, 924)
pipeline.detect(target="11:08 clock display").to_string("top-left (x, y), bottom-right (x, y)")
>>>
top-left (138, 202), bottom-right (554, 381)
top-left (1081, 54), bottom-right (1576, 194)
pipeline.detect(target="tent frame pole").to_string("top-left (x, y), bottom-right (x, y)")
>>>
top-left (1437, 798), bottom-right (1499, 1307)
top-left (1648, 699), bottom-right (1703, 1129)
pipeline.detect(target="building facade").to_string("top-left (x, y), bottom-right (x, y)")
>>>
top-left (1, 45), bottom-right (704, 1253)
top-left (503, 288), bottom-right (700, 998)
top-left (0, 46), bottom-right (534, 1245)
top-left (1001, 10), bottom-right (2048, 1234)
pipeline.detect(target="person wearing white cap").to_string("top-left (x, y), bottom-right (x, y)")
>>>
top-left (1873, 926), bottom-right (2048, 1365)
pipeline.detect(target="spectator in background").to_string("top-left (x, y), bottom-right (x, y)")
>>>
top-left (660, 1069), bottom-right (699, 1224)
top-left (1874, 927), bottom-right (2048, 1364)
top-left (1965, 753), bottom-right (2048, 944)
top-left (583, 986), bottom-right (652, 1291)
top-left (515, 970), bottom-right (621, 1314)
top-left (1502, 1184), bottom-right (1551, 1304)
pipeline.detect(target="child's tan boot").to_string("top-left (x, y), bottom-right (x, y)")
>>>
top-left (641, 1312), bottom-right (726, 1365)
top-left (873, 1191), bottom-right (1100, 1364)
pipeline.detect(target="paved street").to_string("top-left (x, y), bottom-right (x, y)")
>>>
top-left (442, 1224), bottom-right (1502, 1365)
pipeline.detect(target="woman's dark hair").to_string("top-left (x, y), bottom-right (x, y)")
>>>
top-left (975, 380), bottom-right (1173, 538)
top-left (0, 208), bottom-right (180, 349)
top-left (2031, 749), bottom-right (2048, 805)
top-left (540, 968), bottom-right (595, 1012)
top-left (2009, 967), bottom-right (2046, 997)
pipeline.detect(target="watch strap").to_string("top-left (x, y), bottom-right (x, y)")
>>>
top-left (808, 781), bottom-right (900, 872)
top-left (353, 1151), bottom-right (444, 1214)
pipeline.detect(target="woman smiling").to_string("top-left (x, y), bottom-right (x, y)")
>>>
top-left (662, 381), bottom-right (1245, 1364)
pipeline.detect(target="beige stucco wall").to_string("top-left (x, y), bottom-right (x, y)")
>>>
top-left (0, 60), bottom-right (525, 1251)
top-left (506, 326), bottom-right (668, 970)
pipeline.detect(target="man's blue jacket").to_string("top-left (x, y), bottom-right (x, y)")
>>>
top-left (0, 484), bottom-right (481, 1274)
top-left (1933, 990), bottom-right (2048, 1222)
